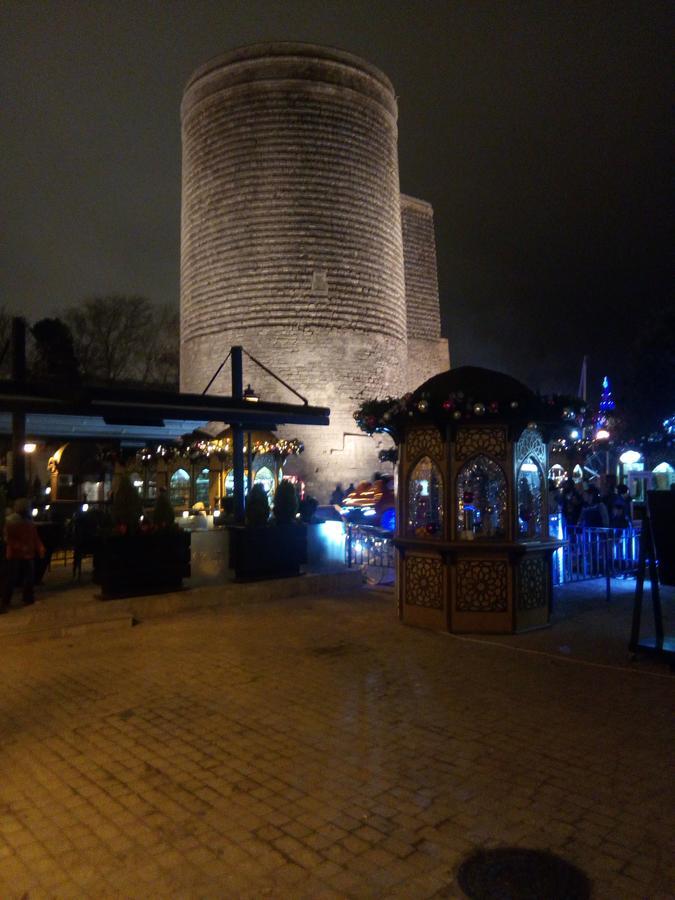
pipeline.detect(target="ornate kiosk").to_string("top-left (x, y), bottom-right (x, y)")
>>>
top-left (392, 367), bottom-right (563, 634)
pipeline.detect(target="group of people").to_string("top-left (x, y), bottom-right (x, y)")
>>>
top-left (0, 497), bottom-right (46, 613)
top-left (554, 476), bottom-right (633, 530)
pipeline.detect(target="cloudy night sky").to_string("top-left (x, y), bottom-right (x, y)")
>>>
top-left (1, 0), bottom-right (671, 401)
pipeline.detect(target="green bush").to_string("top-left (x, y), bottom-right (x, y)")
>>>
top-left (153, 490), bottom-right (176, 529)
top-left (273, 479), bottom-right (299, 525)
top-left (112, 473), bottom-right (142, 533)
top-left (245, 483), bottom-right (269, 527)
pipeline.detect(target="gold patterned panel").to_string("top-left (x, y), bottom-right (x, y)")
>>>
top-left (405, 555), bottom-right (444, 608)
top-left (406, 427), bottom-right (444, 464)
top-left (456, 559), bottom-right (508, 612)
top-left (515, 427), bottom-right (546, 470)
top-left (455, 427), bottom-right (507, 461)
top-left (517, 555), bottom-right (547, 610)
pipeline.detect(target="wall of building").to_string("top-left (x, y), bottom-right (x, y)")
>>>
top-left (180, 44), bottom-right (447, 500)
top-left (400, 194), bottom-right (450, 390)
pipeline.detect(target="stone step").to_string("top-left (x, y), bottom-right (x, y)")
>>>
top-left (0, 602), bottom-right (134, 645)
top-left (0, 568), bottom-right (363, 645)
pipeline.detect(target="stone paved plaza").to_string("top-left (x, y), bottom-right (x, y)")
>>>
top-left (1, 585), bottom-right (673, 898)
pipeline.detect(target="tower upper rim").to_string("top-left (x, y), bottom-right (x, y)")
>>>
top-left (182, 42), bottom-right (397, 120)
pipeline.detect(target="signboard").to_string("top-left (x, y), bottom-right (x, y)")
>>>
top-left (647, 491), bottom-right (675, 586)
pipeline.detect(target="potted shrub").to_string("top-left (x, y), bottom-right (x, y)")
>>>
top-left (95, 478), bottom-right (191, 598)
top-left (229, 480), bottom-right (306, 581)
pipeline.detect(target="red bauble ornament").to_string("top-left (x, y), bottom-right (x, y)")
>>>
top-left (443, 399), bottom-right (455, 411)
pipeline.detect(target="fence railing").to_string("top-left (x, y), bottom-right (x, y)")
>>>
top-left (559, 524), bottom-right (640, 583)
top-left (345, 524), bottom-right (395, 584)
top-left (345, 518), bottom-right (641, 594)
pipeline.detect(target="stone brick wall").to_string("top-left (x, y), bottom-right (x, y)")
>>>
top-left (401, 194), bottom-right (450, 390)
top-left (179, 44), bottom-right (447, 500)
top-left (406, 337), bottom-right (451, 393)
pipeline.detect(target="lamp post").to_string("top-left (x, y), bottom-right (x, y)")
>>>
top-left (243, 384), bottom-right (258, 495)
top-left (24, 441), bottom-right (37, 498)
top-left (231, 347), bottom-right (245, 525)
top-left (595, 429), bottom-right (610, 476)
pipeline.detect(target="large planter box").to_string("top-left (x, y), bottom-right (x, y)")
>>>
top-left (229, 524), bottom-right (306, 581)
top-left (306, 521), bottom-right (347, 568)
top-left (94, 530), bottom-right (191, 599)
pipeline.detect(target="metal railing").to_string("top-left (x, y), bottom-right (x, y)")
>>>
top-left (560, 524), bottom-right (640, 584)
top-left (345, 524), bottom-right (395, 585)
top-left (345, 518), bottom-right (640, 595)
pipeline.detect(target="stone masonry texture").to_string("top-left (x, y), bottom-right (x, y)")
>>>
top-left (0, 586), bottom-right (673, 898)
top-left (179, 44), bottom-right (448, 499)
top-left (401, 195), bottom-right (450, 390)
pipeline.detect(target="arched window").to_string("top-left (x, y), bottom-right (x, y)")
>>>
top-left (129, 472), bottom-right (144, 496)
top-left (517, 457), bottom-right (544, 538)
top-left (194, 467), bottom-right (210, 505)
top-left (170, 468), bottom-right (190, 508)
top-left (407, 456), bottom-right (443, 537)
top-left (548, 463), bottom-right (566, 487)
top-left (456, 455), bottom-right (506, 539)
top-left (254, 466), bottom-right (275, 502)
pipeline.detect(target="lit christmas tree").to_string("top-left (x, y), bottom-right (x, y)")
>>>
top-left (595, 375), bottom-right (615, 437)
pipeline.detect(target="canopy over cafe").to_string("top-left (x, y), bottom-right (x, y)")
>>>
top-left (0, 320), bottom-right (329, 524)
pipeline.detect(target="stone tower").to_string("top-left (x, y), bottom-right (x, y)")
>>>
top-left (180, 43), bottom-right (448, 499)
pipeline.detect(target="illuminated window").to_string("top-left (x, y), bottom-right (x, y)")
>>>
top-left (517, 458), bottom-right (544, 538)
top-left (170, 468), bottom-right (190, 508)
top-left (407, 456), bottom-right (443, 537)
top-left (129, 472), bottom-right (144, 495)
top-left (194, 467), bottom-right (210, 505)
top-left (548, 463), bottom-right (566, 487)
top-left (457, 455), bottom-right (506, 539)
top-left (254, 466), bottom-right (275, 502)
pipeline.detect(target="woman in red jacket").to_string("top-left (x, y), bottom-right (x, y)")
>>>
top-left (1, 498), bottom-right (45, 612)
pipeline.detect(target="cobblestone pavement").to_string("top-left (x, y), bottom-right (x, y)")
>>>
top-left (1, 587), bottom-right (673, 899)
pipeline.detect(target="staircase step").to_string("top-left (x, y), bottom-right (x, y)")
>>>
top-left (0, 606), bottom-right (134, 645)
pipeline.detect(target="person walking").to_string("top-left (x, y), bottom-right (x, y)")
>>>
top-left (580, 484), bottom-right (609, 527)
top-left (1, 498), bottom-right (45, 612)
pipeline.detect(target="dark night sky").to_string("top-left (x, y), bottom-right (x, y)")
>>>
top-left (1, 0), bottom-right (672, 400)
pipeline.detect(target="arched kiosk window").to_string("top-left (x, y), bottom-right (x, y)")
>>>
top-left (194, 467), bottom-right (210, 505)
top-left (407, 456), bottom-right (443, 537)
top-left (456, 455), bottom-right (507, 539)
top-left (517, 457), bottom-right (544, 538)
top-left (170, 468), bottom-right (190, 508)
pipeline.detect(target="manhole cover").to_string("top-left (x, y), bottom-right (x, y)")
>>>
top-left (456, 847), bottom-right (590, 900)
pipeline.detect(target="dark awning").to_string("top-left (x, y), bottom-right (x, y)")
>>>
top-left (0, 380), bottom-right (330, 438)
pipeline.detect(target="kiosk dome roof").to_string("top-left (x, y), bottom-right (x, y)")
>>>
top-left (413, 366), bottom-right (537, 406)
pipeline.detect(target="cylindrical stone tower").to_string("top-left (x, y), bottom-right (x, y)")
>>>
top-left (180, 43), bottom-right (406, 499)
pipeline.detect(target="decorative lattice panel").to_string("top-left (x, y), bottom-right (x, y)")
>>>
top-left (455, 427), bottom-right (507, 462)
top-left (405, 555), bottom-right (444, 608)
top-left (517, 555), bottom-right (548, 610)
top-left (406, 427), bottom-right (444, 464)
top-left (515, 427), bottom-right (546, 471)
top-left (456, 559), bottom-right (508, 612)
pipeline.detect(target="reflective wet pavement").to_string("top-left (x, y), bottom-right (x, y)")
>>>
top-left (1, 584), bottom-right (673, 898)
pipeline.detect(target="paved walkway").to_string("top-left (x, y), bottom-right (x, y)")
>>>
top-left (1, 583), bottom-right (673, 898)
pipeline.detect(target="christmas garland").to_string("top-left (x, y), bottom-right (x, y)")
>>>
top-left (354, 391), bottom-right (584, 439)
top-left (136, 437), bottom-right (303, 465)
